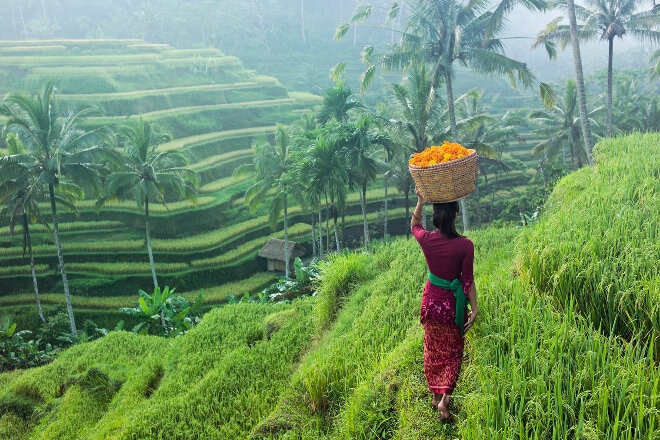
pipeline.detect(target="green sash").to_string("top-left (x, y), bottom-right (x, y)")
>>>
top-left (427, 272), bottom-right (467, 335)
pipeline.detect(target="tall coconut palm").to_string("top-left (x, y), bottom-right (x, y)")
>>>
top-left (535, 0), bottom-right (660, 137)
top-left (340, 115), bottom-right (393, 248)
top-left (235, 124), bottom-right (296, 278)
top-left (1, 81), bottom-right (113, 336)
top-left (0, 133), bottom-right (50, 323)
top-left (529, 79), bottom-right (602, 184)
top-left (290, 118), bottom-right (323, 258)
top-left (298, 133), bottom-right (349, 253)
top-left (390, 62), bottom-right (446, 153)
top-left (97, 118), bottom-right (198, 288)
top-left (339, 0), bottom-right (542, 231)
top-left (567, 0), bottom-right (596, 166)
top-left (455, 89), bottom-right (526, 225)
top-left (377, 134), bottom-right (416, 238)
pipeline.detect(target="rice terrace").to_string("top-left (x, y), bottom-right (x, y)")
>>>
top-left (1, 0), bottom-right (660, 439)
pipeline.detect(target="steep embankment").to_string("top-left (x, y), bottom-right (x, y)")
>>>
top-left (1, 133), bottom-right (658, 438)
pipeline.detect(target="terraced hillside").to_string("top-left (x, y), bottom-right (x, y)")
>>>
top-left (0, 39), bottom-right (421, 325)
top-left (0, 40), bottom-right (327, 298)
top-left (0, 39), bottom-right (542, 331)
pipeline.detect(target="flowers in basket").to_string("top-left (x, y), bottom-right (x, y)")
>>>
top-left (409, 141), bottom-right (473, 167)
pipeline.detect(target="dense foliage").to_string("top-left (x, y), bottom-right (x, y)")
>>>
top-left (0, 133), bottom-right (657, 438)
top-left (517, 132), bottom-right (660, 356)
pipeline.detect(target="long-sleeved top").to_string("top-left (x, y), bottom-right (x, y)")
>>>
top-left (412, 224), bottom-right (474, 326)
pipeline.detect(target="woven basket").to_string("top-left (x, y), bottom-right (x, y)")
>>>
top-left (409, 150), bottom-right (478, 202)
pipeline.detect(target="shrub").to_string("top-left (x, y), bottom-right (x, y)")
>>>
top-left (120, 286), bottom-right (203, 337)
top-left (263, 257), bottom-right (321, 303)
top-left (0, 316), bottom-right (57, 372)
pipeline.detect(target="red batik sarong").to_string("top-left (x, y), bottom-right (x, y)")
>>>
top-left (423, 319), bottom-right (464, 395)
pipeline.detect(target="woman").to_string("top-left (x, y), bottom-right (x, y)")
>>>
top-left (411, 189), bottom-right (478, 423)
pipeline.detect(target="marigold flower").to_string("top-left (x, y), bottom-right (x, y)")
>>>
top-left (409, 141), bottom-right (473, 167)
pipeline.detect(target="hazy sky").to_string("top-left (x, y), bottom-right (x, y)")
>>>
top-left (502, 5), bottom-right (656, 82)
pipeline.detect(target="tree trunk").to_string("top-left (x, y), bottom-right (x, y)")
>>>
top-left (360, 181), bottom-right (369, 248)
top-left (383, 174), bottom-right (388, 238)
top-left (300, 0), bottom-right (306, 44)
top-left (333, 211), bottom-right (341, 251)
top-left (283, 199), bottom-right (290, 279)
top-left (606, 38), bottom-right (614, 137)
top-left (145, 197), bottom-right (158, 289)
top-left (49, 184), bottom-right (77, 336)
top-left (446, 71), bottom-right (458, 142)
top-left (24, 214), bottom-right (46, 323)
top-left (475, 180), bottom-right (482, 228)
top-left (445, 70), bottom-right (470, 231)
top-left (325, 196), bottom-right (331, 252)
top-left (318, 207), bottom-right (323, 258)
top-left (310, 211), bottom-right (317, 258)
top-left (566, 0), bottom-right (594, 165)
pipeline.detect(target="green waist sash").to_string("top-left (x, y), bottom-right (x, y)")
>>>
top-left (427, 272), bottom-right (467, 335)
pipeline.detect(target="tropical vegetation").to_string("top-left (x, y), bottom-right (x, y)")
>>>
top-left (0, 1), bottom-right (658, 437)
top-left (96, 118), bottom-right (198, 289)
top-left (0, 132), bottom-right (657, 438)
top-left (0, 81), bottom-right (114, 336)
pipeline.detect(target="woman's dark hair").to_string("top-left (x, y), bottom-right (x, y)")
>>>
top-left (432, 201), bottom-right (462, 238)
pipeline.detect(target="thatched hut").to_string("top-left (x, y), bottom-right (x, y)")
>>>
top-left (258, 238), bottom-right (306, 272)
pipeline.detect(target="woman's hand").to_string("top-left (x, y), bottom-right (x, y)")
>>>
top-left (464, 308), bottom-right (478, 333)
top-left (411, 188), bottom-right (425, 226)
top-left (415, 188), bottom-right (426, 205)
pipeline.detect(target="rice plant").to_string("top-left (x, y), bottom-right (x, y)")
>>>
top-left (516, 133), bottom-right (660, 356)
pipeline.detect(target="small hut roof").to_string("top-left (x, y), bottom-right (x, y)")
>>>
top-left (258, 238), bottom-right (305, 261)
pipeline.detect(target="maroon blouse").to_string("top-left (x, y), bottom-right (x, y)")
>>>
top-left (412, 224), bottom-right (474, 325)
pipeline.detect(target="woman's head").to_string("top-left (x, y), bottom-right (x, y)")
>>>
top-left (432, 201), bottom-right (461, 238)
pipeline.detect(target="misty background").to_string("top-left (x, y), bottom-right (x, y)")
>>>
top-left (0, 0), bottom-right (654, 96)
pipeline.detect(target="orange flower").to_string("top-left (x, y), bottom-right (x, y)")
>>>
top-left (409, 141), bottom-right (473, 167)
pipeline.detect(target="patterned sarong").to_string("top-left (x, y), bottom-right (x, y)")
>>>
top-left (423, 319), bottom-right (464, 395)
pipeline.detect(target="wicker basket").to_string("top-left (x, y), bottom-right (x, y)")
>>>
top-left (409, 150), bottom-right (478, 202)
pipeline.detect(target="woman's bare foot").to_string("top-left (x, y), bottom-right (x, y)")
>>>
top-left (438, 399), bottom-right (455, 423)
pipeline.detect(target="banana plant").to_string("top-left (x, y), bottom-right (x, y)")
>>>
top-left (120, 286), bottom-right (203, 337)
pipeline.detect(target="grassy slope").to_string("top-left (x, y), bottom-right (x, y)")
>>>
top-left (1, 133), bottom-right (658, 439)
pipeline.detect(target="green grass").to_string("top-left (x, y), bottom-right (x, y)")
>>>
top-left (516, 132), bottom-right (660, 356)
top-left (1, 134), bottom-right (658, 439)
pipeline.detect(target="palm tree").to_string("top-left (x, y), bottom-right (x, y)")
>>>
top-left (606, 71), bottom-right (660, 134)
top-left (1, 81), bottom-right (113, 336)
top-left (535, 0), bottom-right (660, 137)
top-left (455, 89), bottom-right (525, 226)
top-left (390, 62), bottom-right (446, 153)
top-left (379, 136), bottom-right (416, 238)
top-left (298, 133), bottom-right (349, 253)
top-left (290, 116), bottom-right (323, 258)
top-left (235, 124), bottom-right (296, 278)
top-left (340, 115), bottom-right (393, 248)
top-left (0, 133), bottom-right (49, 323)
top-left (529, 79), bottom-right (601, 184)
top-left (97, 118), bottom-right (198, 289)
top-left (316, 81), bottom-right (364, 125)
top-left (651, 49), bottom-right (660, 79)
top-left (339, 0), bottom-right (542, 231)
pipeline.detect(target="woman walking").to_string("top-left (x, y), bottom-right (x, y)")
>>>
top-left (411, 189), bottom-right (478, 423)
